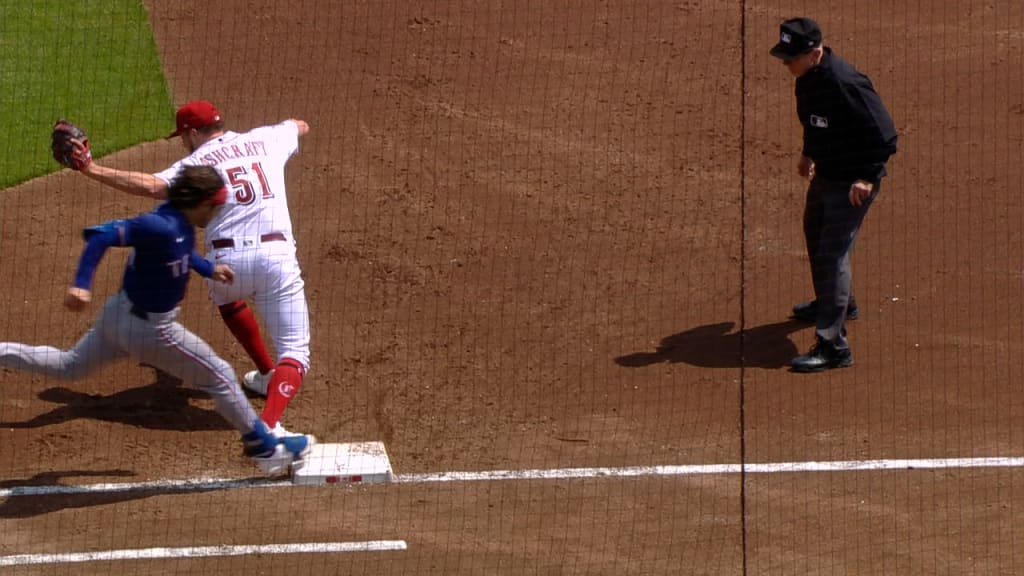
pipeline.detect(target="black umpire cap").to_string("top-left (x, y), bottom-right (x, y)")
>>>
top-left (769, 17), bottom-right (822, 59)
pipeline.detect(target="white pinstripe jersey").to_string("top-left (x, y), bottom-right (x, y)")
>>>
top-left (155, 120), bottom-right (301, 242)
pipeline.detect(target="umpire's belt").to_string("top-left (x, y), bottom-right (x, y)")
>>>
top-left (211, 232), bottom-right (287, 250)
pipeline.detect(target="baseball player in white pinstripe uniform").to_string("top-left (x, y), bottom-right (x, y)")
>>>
top-left (76, 101), bottom-right (314, 436)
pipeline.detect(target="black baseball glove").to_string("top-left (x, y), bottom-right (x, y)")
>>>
top-left (51, 118), bottom-right (92, 170)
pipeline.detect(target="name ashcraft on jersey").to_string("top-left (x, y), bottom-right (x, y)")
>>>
top-left (197, 140), bottom-right (269, 167)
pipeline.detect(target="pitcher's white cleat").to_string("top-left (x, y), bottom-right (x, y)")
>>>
top-left (242, 369), bottom-right (274, 396)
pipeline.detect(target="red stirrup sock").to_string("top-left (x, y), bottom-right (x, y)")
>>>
top-left (218, 300), bottom-right (275, 374)
top-left (262, 358), bottom-right (305, 428)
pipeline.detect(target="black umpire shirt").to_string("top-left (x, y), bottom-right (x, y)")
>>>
top-left (796, 47), bottom-right (898, 182)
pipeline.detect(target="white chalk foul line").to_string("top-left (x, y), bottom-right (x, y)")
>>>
top-left (0, 541), bottom-right (408, 567)
top-left (3, 457), bottom-right (1024, 499)
top-left (0, 476), bottom-right (291, 498)
top-left (2, 459), bottom-right (1021, 567)
top-left (393, 457), bottom-right (1024, 483)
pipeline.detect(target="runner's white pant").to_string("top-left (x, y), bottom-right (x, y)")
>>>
top-left (0, 291), bottom-right (259, 433)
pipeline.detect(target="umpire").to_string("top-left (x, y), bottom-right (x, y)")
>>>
top-left (770, 17), bottom-right (898, 372)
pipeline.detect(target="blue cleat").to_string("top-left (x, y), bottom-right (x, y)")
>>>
top-left (241, 420), bottom-right (315, 476)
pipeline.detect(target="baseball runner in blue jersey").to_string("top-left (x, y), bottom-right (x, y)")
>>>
top-left (69, 101), bottom-right (313, 438)
top-left (0, 166), bottom-right (313, 476)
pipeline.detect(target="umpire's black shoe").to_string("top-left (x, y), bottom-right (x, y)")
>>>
top-left (790, 300), bottom-right (860, 323)
top-left (791, 340), bottom-right (853, 373)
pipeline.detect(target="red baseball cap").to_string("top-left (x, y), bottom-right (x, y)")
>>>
top-left (166, 100), bottom-right (222, 138)
top-left (208, 186), bottom-right (228, 206)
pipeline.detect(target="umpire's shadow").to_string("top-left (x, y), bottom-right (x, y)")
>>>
top-left (615, 320), bottom-right (805, 369)
top-left (0, 365), bottom-right (232, 431)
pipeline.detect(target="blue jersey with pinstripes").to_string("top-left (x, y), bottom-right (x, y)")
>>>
top-left (73, 203), bottom-right (213, 313)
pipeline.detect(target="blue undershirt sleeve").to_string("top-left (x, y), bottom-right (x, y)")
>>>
top-left (73, 224), bottom-right (122, 289)
top-left (190, 250), bottom-right (214, 278)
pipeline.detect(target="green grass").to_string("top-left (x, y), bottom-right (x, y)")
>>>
top-left (0, 0), bottom-right (173, 188)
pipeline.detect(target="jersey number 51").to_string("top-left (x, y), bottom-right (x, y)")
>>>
top-left (225, 162), bottom-right (273, 205)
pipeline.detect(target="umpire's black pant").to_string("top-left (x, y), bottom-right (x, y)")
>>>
top-left (803, 176), bottom-right (880, 351)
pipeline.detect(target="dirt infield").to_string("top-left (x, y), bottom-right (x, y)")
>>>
top-left (1, 1), bottom-right (1023, 574)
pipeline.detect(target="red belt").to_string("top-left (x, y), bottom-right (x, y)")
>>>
top-left (211, 233), bottom-right (287, 249)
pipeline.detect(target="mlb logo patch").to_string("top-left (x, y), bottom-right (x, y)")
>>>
top-left (780, 32), bottom-right (792, 44)
top-left (810, 115), bottom-right (829, 128)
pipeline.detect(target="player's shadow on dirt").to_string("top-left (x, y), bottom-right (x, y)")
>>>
top-left (614, 320), bottom-right (805, 369)
top-left (0, 365), bottom-right (232, 431)
top-left (0, 470), bottom-right (144, 518)
top-left (0, 470), bottom-right (243, 518)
